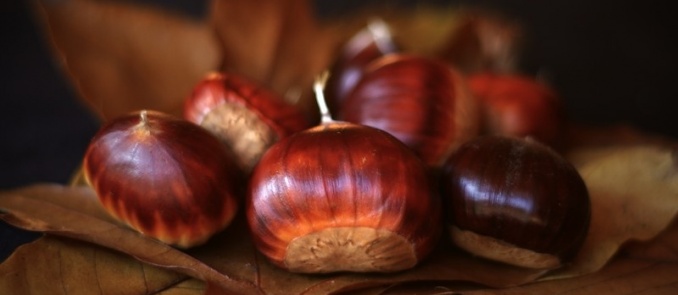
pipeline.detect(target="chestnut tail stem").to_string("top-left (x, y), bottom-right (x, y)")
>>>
top-left (367, 18), bottom-right (393, 54)
top-left (313, 71), bottom-right (334, 124)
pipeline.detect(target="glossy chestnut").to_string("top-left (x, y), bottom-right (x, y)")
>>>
top-left (184, 72), bottom-right (312, 172)
top-left (247, 121), bottom-right (442, 273)
top-left (340, 54), bottom-right (479, 167)
top-left (440, 135), bottom-right (590, 269)
top-left (468, 72), bottom-right (564, 148)
top-left (325, 19), bottom-right (398, 114)
top-left (83, 110), bottom-right (242, 248)
top-left (437, 11), bottom-right (523, 74)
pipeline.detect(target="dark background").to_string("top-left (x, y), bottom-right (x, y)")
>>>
top-left (1, 0), bottom-right (676, 261)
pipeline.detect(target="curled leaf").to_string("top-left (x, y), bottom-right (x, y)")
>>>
top-left (552, 145), bottom-right (678, 278)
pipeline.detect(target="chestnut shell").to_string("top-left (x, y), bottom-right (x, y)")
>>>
top-left (436, 12), bottom-right (523, 74)
top-left (440, 136), bottom-right (590, 267)
top-left (340, 54), bottom-right (478, 167)
top-left (184, 72), bottom-right (312, 171)
top-left (468, 73), bottom-right (565, 148)
top-left (247, 122), bottom-right (442, 273)
top-left (325, 22), bottom-right (398, 114)
top-left (83, 110), bottom-right (242, 248)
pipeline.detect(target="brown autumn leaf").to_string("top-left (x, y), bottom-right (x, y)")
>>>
top-left (358, 257), bottom-right (678, 295)
top-left (33, 0), bottom-right (222, 120)
top-left (623, 218), bottom-right (678, 262)
top-left (549, 143), bottom-right (678, 279)
top-left (341, 219), bottom-right (678, 294)
top-left (0, 236), bottom-right (193, 295)
top-left (0, 184), bottom-right (260, 294)
top-left (209, 0), bottom-right (342, 101)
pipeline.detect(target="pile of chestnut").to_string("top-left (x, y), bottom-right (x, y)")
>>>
top-left (82, 19), bottom-right (591, 274)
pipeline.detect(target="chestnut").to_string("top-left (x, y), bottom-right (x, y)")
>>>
top-left (339, 54), bottom-right (479, 167)
top-left (440, 136), bottom-right (590, 269)
top-left (246, 76), bottom-right (441, 273)
top-left (325, 19), bottom-right (398, 114)
top-left (83, 110), bottom-right (242, 248)
top-left (184, 72), bottom-right (312, 172)
top-left (467, 72), bottom-right (564, 148)
top-left (436, 12), bottom-right (523, 74)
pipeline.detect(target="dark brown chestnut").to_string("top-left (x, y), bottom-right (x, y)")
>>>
top-left (246, 77), bottom-right (441, 273)
top-left (184, 72), bottom-right (312, 172)
top-left (325, 19), bottom-right (399, 114)
top-left (468, 72), bottom-right (565, 148)
top-left (440, 135), bottom-right (590, 269)
top-left (340, 54), bottom-right (480, 167)
top-left (83, 110), bottom-right (242, 248)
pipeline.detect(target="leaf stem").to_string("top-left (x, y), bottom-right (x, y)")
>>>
top-left (367, 18), bottom-right (394, 54)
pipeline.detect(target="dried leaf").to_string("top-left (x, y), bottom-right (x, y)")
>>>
top-left (623, 214), bottom-right (678, 262)
top-left (160, 279), bottom-right (206, 295)
top-left (0, 184), bottom-right (259, 294)
top-left (551, 145), bottom-right (678, 278)
top-left (34, 0), bottom-right (221, 120)
top-left (461, 258), bottom-right (678, 295)
top-left (292, 259), bottom-right (678, 294)
top-left (210, 0), bottom-right (341, 97)
top-left (0, 236), bottom-right (189, 295)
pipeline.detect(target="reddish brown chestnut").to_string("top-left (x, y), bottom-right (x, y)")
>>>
top-left (468, 72), bottom-right (564, 148)
top-left (340, 54), bottom-right (479, 167)
top-left (83, 110), bottom-right (242, 248)
top-left (246, 76), bottom-right (442, 273)
top-left (440, 135), bottom-right (590, 269)
top-left (437, 11), bottom-right (523, 74)
top-left (325, 19), bottom-right (398, 114)
top-left (184, 72), bottom-right (312, 172)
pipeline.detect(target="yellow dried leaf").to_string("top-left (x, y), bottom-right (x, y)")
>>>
top-left (553, 145), bottom-right (678, 278)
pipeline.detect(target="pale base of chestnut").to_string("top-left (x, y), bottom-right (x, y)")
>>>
top-left (201, 102), bottom-right (277, 173)
top-left (284, 227), bottom-right (417, 273)
top-left (450, 225), bottom-right (561, 269)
